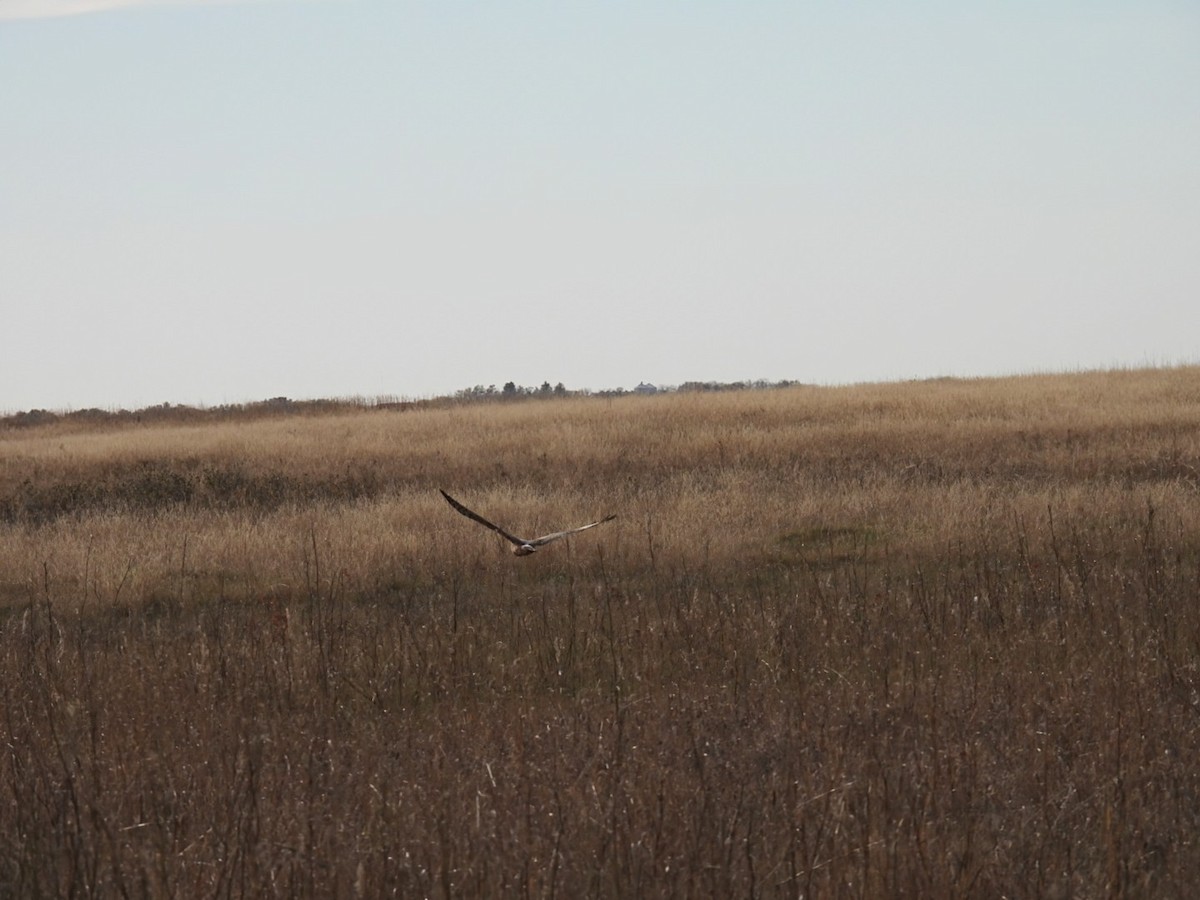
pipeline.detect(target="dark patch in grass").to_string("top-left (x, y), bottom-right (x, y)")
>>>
top-left (0, 460), bottom-right (394, 526)
top-left (777, 524), bottom-right (880, 567)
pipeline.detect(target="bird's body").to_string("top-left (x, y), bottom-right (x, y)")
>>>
top-left (439, 489), bottom-right (615, 555)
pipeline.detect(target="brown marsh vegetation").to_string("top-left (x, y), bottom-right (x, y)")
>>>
top-left (2, 366), bottom-right (1199, 897)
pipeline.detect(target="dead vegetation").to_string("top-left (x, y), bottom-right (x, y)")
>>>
top-left (2, 366), bottom-right (1199, 896)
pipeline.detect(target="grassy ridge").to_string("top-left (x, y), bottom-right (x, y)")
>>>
top-left (2, 367), bottom-right (1199, 896)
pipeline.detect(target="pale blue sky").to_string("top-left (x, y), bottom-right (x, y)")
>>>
top-left (2, 0), bottom-right (1198, 411)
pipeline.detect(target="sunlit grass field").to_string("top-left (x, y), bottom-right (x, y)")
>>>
top-left (3, 367), bottom-right (1199, 897)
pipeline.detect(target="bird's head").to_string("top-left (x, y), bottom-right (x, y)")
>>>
top-left (512, 544), bottom-right (537, 556)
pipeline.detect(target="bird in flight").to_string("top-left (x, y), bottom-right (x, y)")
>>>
top-left (440, 489), bottom-right (616, 556)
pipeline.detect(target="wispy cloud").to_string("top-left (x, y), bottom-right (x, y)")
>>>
top-left (0, 0), bottom-right (292, 20)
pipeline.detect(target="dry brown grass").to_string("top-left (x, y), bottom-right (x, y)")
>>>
top-left (3, 366), bottom-right (1200, 897)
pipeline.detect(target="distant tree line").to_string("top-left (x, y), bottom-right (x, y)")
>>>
top-left (1, 380), bottom-right (804, 429)
top-left (454, 381), bottom-right (569, 402)
top-left (455, 379), bottom-right (803, 401)
top-left (677, 379), bottom-right (800, 393)
top-left (0, 398), bottom-right (374, 429)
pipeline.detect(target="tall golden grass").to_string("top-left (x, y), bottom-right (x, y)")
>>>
top-left (2, 366), bottom-right (1199, 896)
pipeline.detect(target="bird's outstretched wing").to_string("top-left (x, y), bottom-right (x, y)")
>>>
top-left (439, 489), bottom-right (528, 547)
top-left (529, 515), bottom-right (618, 547)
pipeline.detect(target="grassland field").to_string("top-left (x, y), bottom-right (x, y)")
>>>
top-left (2, 366), bottom-right (1199, 897)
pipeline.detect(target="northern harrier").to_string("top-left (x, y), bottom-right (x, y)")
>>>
top-left (440, 489), bottom-right (616, 556)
